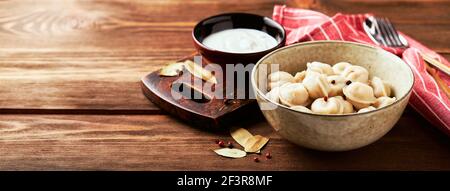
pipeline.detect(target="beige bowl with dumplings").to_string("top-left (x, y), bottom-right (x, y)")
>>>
top-left (251, 41), bottom-right (414, 151)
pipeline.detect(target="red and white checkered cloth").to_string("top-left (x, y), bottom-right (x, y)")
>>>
top-left (273, 5), bottom-right (450, 136)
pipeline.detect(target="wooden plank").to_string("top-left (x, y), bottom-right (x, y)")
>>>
top-left (0, 51), bottom-right (184, 111)
top-left (0, 107), bottom-right (449, 170)
top-left (395, 24), bottom-right (450, 52)
top-left (0, 0), bottom-right (279, 111)
top-left (0, 51), bottom-right (448, 112)
top-left (0, 0), bottom-right (447, 52)
top-left (0, 0), bottom-right (448, 112)
top-left (0, 0), bottom-right (281, 51)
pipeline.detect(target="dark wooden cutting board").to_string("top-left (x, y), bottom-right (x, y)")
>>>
top-left (141, 54), bottom-right (258, 129)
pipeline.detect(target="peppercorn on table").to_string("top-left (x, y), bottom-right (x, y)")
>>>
top-left (0, 0), bottom-right (449, 170)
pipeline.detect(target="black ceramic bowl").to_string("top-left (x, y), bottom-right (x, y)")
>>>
top-left (192, 12), bottom-right (286, 65)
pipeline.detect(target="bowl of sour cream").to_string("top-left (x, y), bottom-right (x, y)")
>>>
top-left (192, 13), bottom-right (286, 65)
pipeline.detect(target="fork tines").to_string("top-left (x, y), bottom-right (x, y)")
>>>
top-left (375, 17), bottom-right (405, 47)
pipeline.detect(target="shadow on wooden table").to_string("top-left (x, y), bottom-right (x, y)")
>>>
top-left (166, 101), bottom-right (450, 170)
top-left (273, 107), bottom-right (450, 170)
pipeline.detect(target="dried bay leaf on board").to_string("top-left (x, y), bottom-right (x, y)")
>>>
top-left (159, 60), bottom-right (218, 84)
top-left (184, 60), bottom-right (217, 84)
top-left (159, 62), bottom-right (185, 76)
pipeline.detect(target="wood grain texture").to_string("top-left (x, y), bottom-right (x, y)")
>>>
top-left (0, 0), bottom-right (281, 51)
top-left (0, 0), bottom-right (448, 111)
top-left (0, 108), bottom-right (449, 170)
top-left (0, 51), bottom-right (177, 111)
top-left (1, 52), bottom-right (447, 113)
top-left (0, 0), bottom-right (282, 111)
top-left (0, 0), bottom-right (449, 170)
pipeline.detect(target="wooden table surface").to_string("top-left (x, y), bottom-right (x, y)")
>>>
top-left (0, 0), bottom-right (449, 170)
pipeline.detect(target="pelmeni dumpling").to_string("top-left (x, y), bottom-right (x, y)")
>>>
top-left (371, 76), bottom-right (391, 97)
top-left (264, 61), bottom-right (394, 114)
top-left (267, 71), bottom-right (294, 91)
top-left (332, 62), bottom-right (352, 75)
top-left (341, 65), bottom-right (369, 84)
top-left (268, 81), bottom-right (290, 91)
top-left (278, 83), bottom-right (310, 106)
top-left (335, 96), bottom-right (354, 114)
top-left (311, 97), bottom-right (343, 114)
top-left (265, 86), bottom-right (281, 104)
top-left (293, 71), bottom-right (306, 83)
top-left (290, 105), bottom-right (312, 113)
top-left (303, 71), bottom-right (330, 99)
top-left (357, 106), bottom-right (376, 113)
top-left (306, 61), bottom-right (334, 75)
top-left (343, 82), bottom-right (377, 109)
top-left (373, 96), bottom-right (396, 108)
top-left (268, 71), bottom-right (294, 82)
top-left (327, 75), bottom-right (347, 97)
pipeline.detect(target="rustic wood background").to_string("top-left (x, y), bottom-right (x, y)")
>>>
top-left (0, 0), bottom-right (449, 170)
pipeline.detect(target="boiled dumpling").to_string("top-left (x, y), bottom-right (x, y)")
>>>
top-left (267, 71), bottom-right (294, 91)
top-left (265, 86), bottom-right (281, 104)
top-left (335, 96), bottom-right (354, 114)
top-left (268, 81), bottom-right (291, 91)
top-left (306, 61), bottom-right (334, 75)
top-left (373, 96), bottom-right (396, 108)
top-left (341, 65), bottom-right (369, 83)
top-left (290, 105), bottom-right (312, 113)
top-left (311, 97), bottom-right (343, 114)
top-left (265, 60), bottom-right (393, 115)
top-left (303, 71), bottom-right (330, 99)
top-left (357, 106), bottom-right (376, 113)
top-left (327, 75), bottom-right (347, 97)
top-left (332, 62), bottom-right (352, 75)
top-left (268, 71), bottom-right (294, 82)
top-left (371, 76), bottom-right (391, 97)
top-left (278, 83), bottom-right (310, 106)
top-left (343, 82), bottom-right (377, 109)
top-left (293, 71), bottom-right (306, 83)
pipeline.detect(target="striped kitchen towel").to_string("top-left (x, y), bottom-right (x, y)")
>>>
top-left (273, 5), bottom-right (450, 136)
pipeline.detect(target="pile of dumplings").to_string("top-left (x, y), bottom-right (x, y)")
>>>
top-left (265, 61), bottom-right (396, 114)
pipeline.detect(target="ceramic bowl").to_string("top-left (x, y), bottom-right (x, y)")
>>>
top-left (251, 41), bottom-right (414, 151)
top-left (192, 12), bottom-right (286, 65)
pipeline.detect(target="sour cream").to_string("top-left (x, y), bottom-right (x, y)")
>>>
top-left (202, 28), bottom-right (278, 53)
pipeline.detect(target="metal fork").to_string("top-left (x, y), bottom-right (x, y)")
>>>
top-left (364, 16), bottom-right (450, 76)
top-left (364, 16), bottom-right (408, 48)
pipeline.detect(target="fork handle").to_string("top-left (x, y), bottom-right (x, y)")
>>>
top-left (425, 62), bottom-right (450, 100)
top-left (420, 53), bottom-right (450, 76)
